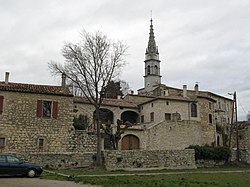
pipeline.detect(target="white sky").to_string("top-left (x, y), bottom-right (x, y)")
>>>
top-left (0, 0), bottom-right (249, 120)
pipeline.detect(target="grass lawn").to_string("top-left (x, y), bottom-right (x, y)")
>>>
top-left (41, 167), bottom-right (250, 187)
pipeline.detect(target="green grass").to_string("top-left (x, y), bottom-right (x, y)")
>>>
top-left (40, 167), bottom-right (250, 187)
top-left (73, 173), bottom-right (250, 187)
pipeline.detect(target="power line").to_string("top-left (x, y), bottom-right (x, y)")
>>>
top-left (237, 97), bottom-right (247, 115)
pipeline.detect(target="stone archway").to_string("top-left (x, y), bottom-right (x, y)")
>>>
top-left (121, 111), bottom-right (139, 124)
top-left (121, 134), bottom-right (140, 150)
top-left (93, 108), bottom-right (114, 124)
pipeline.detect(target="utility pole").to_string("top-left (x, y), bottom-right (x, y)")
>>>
top-left (228, 98), bottom-right (234, 148)
top-left (234, 91), bottom-right (240, 161)
top-left (228, 91), bottom-right (239, 161)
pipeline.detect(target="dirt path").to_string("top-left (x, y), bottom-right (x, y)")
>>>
top-left (0, 177), bottom-right (96, 187)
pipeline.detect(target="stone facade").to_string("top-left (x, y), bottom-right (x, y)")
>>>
top-left (0, 88), bottom-right (73, 153)
top-left (231, 122), bottom-right (250, 163)
top-left (0, 82), bottom-right (97, 155)
top-left (19, 152), bottom-right (95, 169)
top-left (69, 130), bottom-right (97, 152)
top-left (104, 149), bottom-right (196, 170)
top-left (120, 120), bottom-right (202, 150)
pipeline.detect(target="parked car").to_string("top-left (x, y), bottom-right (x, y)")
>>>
top-left (0, 153), bottom-right (43, 177)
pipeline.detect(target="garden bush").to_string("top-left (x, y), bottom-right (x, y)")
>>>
top-left (187, 145), bottom-right (231, 161)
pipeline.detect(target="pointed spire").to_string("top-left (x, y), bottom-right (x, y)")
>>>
top-left (146, 19), bottom-right (158, 56)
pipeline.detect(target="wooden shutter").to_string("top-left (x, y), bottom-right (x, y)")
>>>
top-left (52, 101), bottom-right (58, 119)
top-left (37, 100), bottom-right (42, 117)
top-left (0, 96), bottom-right (4, 115)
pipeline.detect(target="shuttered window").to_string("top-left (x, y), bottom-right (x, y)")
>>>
top-left (37, 100), bottom-right (58, 119)
top-left (0, 96), bottom-right (4, 115)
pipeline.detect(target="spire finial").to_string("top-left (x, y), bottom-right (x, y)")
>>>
top-left (146, 14), bottom-right (158, 56)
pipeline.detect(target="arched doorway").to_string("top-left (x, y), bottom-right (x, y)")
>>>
top-left (121, 111), bottom-right (139, 124)
top-left (121, 135), bottom-right (140, 150)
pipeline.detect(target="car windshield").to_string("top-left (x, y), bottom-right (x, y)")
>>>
top-left (6, 155), bottom-right (20, 163)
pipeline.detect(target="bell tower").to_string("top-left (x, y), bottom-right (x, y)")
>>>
top-left (144, 19), bottom-right (161, 92)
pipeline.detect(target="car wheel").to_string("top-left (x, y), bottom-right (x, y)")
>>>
top-left (27, 169), bottom-right (36, 178)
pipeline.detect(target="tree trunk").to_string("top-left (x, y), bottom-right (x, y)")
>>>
top-left (95, 107), bottom-right (102, 166)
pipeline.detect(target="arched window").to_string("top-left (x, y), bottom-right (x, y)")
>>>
top-left (191, 103), bottom-right (197, 117)
top-left (217, 136), bottom-right (220, 146)
top-left (154, 65), bottom-right (158, 75)
top-left (209, 114), bottom-right (213, 124)
top-left (147, 65), bottom-right (150, 75)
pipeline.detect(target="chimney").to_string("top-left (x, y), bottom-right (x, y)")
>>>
top-left (183, 85), bottom-right (187, 97)
top-left (61, 73), bottom-right (66, 87)
top-left (5, 72), bottom-right (9, 84)
top-left (194, 84), bottom-right (199, 94)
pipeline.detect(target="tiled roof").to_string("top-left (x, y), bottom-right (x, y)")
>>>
top-left (0, 82), bottom-right (72, 96)
top-left (124, 94), bottom-right (196, 105)
top-left (73, 96), bottom-right (138, 109)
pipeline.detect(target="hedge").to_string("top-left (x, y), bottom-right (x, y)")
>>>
top-left (187, 145), bottom-right (231, 161)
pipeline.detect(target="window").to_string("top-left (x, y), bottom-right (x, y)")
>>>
top-left (151, 103), bottom-right (154, 107)
top-left (191, 103), bottom-right (197, 117)
top-left (43, 101), bottom-right (52, 117)
top-left (154, 65), bottom-right (158, 74)
top-left (209, 102), bottom-right (212, 110)
top-left (37, 100), bottom-right (58, 119)
top-left (150, 112), bottom-right (154, 122)
top-left (0, 138), bottom-right (5, 152)
top-left (0, 96), bottom-right (4, 115)
top-left (165, 113), bottom-right (171, 121)
top-left (217, 136), bottom-right (220, 146)
top-left (6, 155), bottom-right (20, 163)
top-left (0, 155), bottom-right (6, 162)
top-left (38, 138), bottom-right (44, 151)
top-left (0, 137), bottom-right (5, 147)
top-left (209, 114), bottom-right (213, 124)
top-left (147, 65), bottom-right (150, 75)
top-left (166, 101), bottom-right (169, 105)
top-left (141, 115), bottom-right (144, 123)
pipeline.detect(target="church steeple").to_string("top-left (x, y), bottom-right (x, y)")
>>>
top-left (146, 19), bottom-right (159, 57)
top-left (143, 18), bottom-right (161, 92)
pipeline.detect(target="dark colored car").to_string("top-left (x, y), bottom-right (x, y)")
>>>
top-left (0, 154), bottom-right (43, 177)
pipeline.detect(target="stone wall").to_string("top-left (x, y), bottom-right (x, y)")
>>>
top-left (19, 152), bottom-right (95, 169)
top-left (231, 126), bottom-right (250, 163)
top-left (103, 149), bottom-right (196, 170)
top-left (69, 130), bottom-right (97, 152)
top-left (0, 91), bottom-right (73, 153)
top-left (196, 159), bottom-right (226, 168)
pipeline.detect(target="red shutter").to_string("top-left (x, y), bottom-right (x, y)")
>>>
top-left (0, 96), bottom-right (4, 115)
top-left (37, 100), bottom-right (42, 117)
top-left (52, 101), bottom-right (58, 119)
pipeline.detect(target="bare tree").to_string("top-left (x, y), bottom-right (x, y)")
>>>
top-left (49, 30), bottom-right (127, 167)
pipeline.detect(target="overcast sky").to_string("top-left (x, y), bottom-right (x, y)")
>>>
top-left (0, 0), bottom-right (249, 120)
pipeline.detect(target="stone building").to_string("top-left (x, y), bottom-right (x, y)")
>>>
top-left (0, 73), bottom-right (74, 153)
top-left (119, 19), bottom-right (233, 150)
